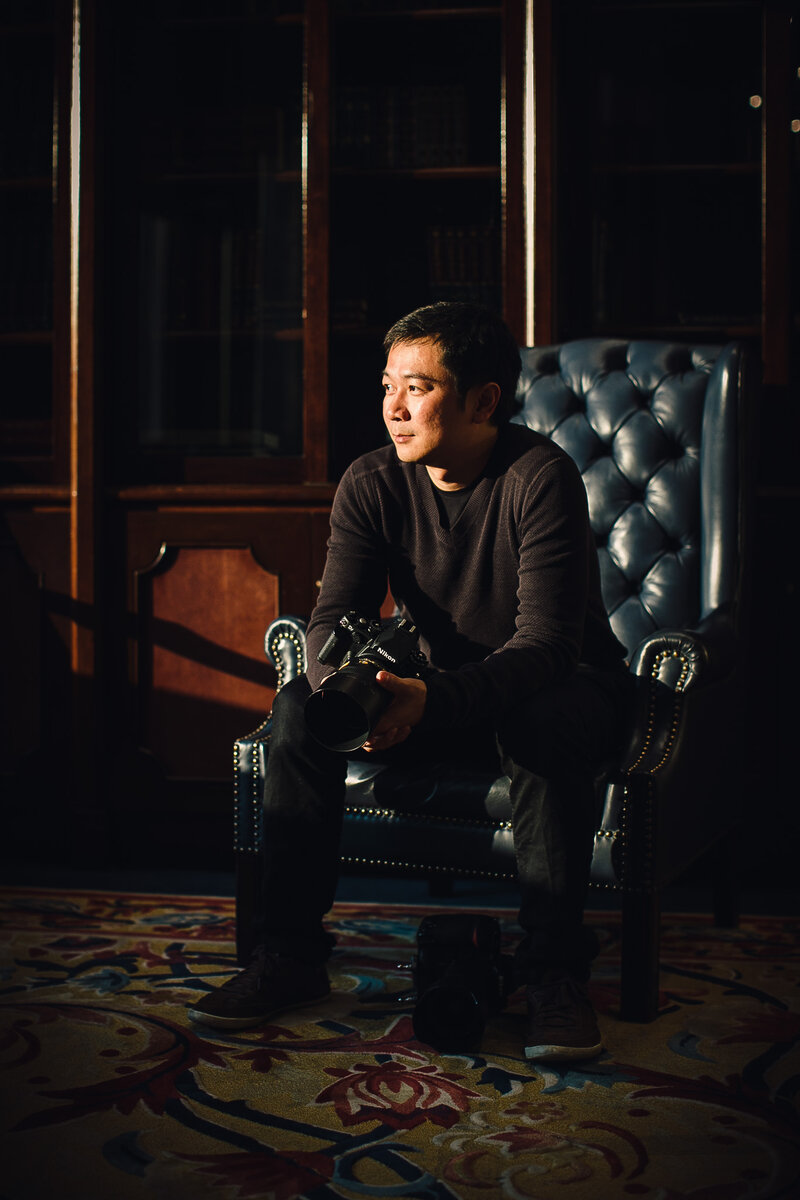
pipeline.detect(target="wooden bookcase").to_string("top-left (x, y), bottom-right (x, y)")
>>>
top-left (547, 0), bottom-right (800, 880)
top-left (0, 3), bottom-right (70, 483)
top-left (1, 0), bottom-right (795, 871)
top-left (91, 0), bottom-right (525, 492)
top-left (1, 0), bottom-right (525, 864)
top-left (553, 2), bottom-right (783, 351)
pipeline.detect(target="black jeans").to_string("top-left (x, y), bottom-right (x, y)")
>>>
top-left (257, 666), bottom-right (635, 982)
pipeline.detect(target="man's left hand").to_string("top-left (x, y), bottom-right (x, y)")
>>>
top-left (364, 671), bottom-right (427, 752)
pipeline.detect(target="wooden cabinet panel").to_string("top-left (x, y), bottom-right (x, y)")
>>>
top-left (125, 508), bottom-right (325, 782)
top-left (1, 507), bottom-right (72, 852)
top-left (1, 539), bottom-right (45, 765)
top-left (135, 545), bottom-right (280, 778)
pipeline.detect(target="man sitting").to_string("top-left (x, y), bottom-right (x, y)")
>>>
top-left (189, 301), bottom-right (633, 1061)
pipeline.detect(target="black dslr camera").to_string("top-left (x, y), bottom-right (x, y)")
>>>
top-left (304, 611), bottom-right (429, 753)
top-left (412, 914), bottom-right (512, 1052)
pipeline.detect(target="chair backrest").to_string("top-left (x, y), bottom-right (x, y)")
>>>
top-left (515, 339), bottom-right (749, 656)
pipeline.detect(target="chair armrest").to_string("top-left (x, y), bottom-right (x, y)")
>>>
top-left (619, 605), bottom-right (739, 779)
top-left (628, 603), bottom-right (737, 693)
top-left (264, 616), bottom-right (308, 689)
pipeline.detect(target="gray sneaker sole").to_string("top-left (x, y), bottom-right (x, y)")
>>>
top-left (524, 1039), bottom-right (603, 1062)
top-left (187, 988), bottom-right (330, 1030)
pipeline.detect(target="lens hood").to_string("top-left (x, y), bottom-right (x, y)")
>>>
top-left (304, 659), bottom-right (391, 752)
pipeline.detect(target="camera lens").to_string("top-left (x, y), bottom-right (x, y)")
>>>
top-left (304, 688), bottom-right (372, 753)
top-left (304, 660), bottom-right (391, 752)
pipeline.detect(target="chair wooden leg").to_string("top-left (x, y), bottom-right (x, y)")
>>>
top-left (235, 850), bottom-right (263, 965)
top-left (620, 889), bottom-right (661, 1022)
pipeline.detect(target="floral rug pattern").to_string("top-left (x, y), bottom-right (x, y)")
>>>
top-left (1, 887), bottom-right (799, 1199)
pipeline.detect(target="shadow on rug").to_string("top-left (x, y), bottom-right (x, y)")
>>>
top-left (0, 887), bottom-right (799, 1199)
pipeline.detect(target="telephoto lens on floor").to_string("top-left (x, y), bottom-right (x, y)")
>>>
top-left (412, 913), bottom-right (510, 1053)
top-left (412, 967), bottom-right (489, 1051)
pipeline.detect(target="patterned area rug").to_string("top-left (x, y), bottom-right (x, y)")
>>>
top-left (1, 887), bottom-right (799, 1200)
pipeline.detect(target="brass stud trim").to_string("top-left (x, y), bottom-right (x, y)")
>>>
top-left (340, 855), bottom-right (516, 881)
top-left (626, 648), bottom-right (689, 776)
top-left (343, 804), bottom-right (512, 832)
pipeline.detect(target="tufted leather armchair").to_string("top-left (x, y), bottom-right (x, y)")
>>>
top-left (234, 338), bottom-right (754, 1022)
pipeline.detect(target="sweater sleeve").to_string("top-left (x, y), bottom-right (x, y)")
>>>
top-left (420, 454), bottom-right (593, 729)
top-left (305, 464), bottom-right (390, 690)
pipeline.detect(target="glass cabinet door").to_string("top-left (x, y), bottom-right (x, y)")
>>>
top-left (555, 0), bottom-right (763, 343)
top-left (0, 2), bottom-right (62, 480)
top-left (327, 0), bottom-right (504, 475)
top-left (103, 1), bottom-right (305, 482)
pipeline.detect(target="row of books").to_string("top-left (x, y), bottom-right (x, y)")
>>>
top-left (428, 223), bottom-right (499, 297)
top-left (0, 134), bottom-right (53, 182)
top-left (0, 32), bottom-right (54, 180)
top-left (145, 104), bottom-right (303, 177)
top-left (140, 219), bottom-right (302, 334)
top-left (335, 0), bottom-right (494, 10)
top-left (590, 213), bottom-right (759, 329)
top-left (158, 0), bottom-right (487, 16)
top-left (0, 222), bottom-right (52, 334)
top-left (336, 84), bottom-right (470, 169)
top-left (0, 219), bottom-right (498, 338)
top-left (157, 0), bottom-right (302, 19)
top-left (332, 223), bottom-right (500, 326)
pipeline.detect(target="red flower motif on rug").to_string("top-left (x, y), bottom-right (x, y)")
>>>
top-left (314, 1058), bottom-right (482, 1129)
top-left (3, 891), bottom-right (799, 1199)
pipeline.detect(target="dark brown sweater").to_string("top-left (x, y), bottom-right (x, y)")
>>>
top-left (307, 423), bottom-right (625, 730)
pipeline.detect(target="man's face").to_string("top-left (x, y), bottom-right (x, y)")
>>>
top-left (382, 338), bottom-right (477, 470)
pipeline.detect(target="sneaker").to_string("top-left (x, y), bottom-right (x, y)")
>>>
top-left (524, 970), bottom-right (603, 1062)
top-left (187, 947), bottom-right (330, 1030)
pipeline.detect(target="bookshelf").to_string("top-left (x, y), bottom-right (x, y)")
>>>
top-left (327, 2), bottom-right (509, 472)
top-left (0, 0), bottom-right (524, 860)
top-left (101, 3), bottom-right (306, 481)
top-left (95, 0), bottom-right (519, 485)
top-left (549, 0), bottom-right (800, 878)
top-left (1, 0), bottom-right (797, 869)
top-left (551, 0), bottom-right (790, 356)
top-left (0, 7), bottom-right (69, 478)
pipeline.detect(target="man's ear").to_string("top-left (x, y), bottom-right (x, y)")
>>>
top-left (472, 381), bottom-right (501, 424)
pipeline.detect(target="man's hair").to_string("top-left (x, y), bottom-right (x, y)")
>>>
top-left (383, 301), bottom-right (522, 426)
